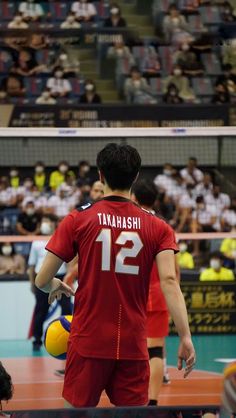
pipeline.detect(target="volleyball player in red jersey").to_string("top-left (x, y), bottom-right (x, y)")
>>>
top-left (35, 143), bottom-right (195, 407)
top-left (132, 179), bottom-right (180, 405)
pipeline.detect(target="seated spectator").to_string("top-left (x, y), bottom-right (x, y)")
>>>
top-left (205, 183), bottom-right (231, 214)
top-left (163, 65), bottom-right (196, 101)
top-left (34, 162), bottom-right (47, 192)
top-left (77, 160), bottom-right (92, 187)
top-left (167, 172), bottom-right (186, 203)
top-left (163, 3), bottom-right (194, 45)
top-left (140, 46), bottom-right (161, 77)
top-left (71, 0), bottom-right (97, 22)
top-left (60, 12), bottom-right (81, 28)
top-left (181, 51), bottom-right (204, 77)
top-left (17, 177), bottom-right (35, 202)
top-left (27, 34), bottom-right (49, 50)
top-left (220, 226), bottom-right (236, 269)
top-left (0, 177), bottom-right (17, 209)
top-left (104, 3), bottom-right (126, 27)
top-left (18, 0), bottom-right (44, 22)
top-left (194, 172), bottom-right (213, 198)
top-left (11, 49), bottom-right (44, 77)
top-left (153, 163), bottom-right (176, 193)
top-left (191, 195), bottom-right (217, 232)
top-left (49, 161), bottom-right (71, 191)
top-left (211, 82), bottom-right (231, 104)
top-left (200, 251), bottom-right (235, 281)
top-left (221, 197), bottom-right (236, 230)
top-left (0, 361), bottom-right (13, 409)
top-left (16, 199), bottom-right (41, 235)
top-left (46, 184), bottom-right (76, 219)
top-left (9, 167), bottom-right (20, 189)
top-left (174, 42), bottom-right (194, 66)
top-left (124, 66), bottom-right (156, 104)
top-left (46, 67), bottom-right (72, 98)
top-left (0, 75), bottom-right (25, 98)
top-left (222, 38), bottom-right (236, 73)
top-left (52, 52), bottom-right (80, 77)
top-left (8, 13), bottom-right (29, 29)
top-left (163, 83), bottom-right (184, 104)
top-left (89, 180), bottom-right (104, 202)
top-left (221, 1), bottom-right (235, 22)
top-left (107, 40), bottom-right (135, 63)
top-left (215, 64), bottom-right (236, 94)
top-left (0, 242), bottom-right (26, 275)
top-left (79, 80), bottom-right (102, 104)
top-left (36, 90), bottom-right (57, 105)
top-left (177, 241), bottom-right (195, 269)
top-left (180, 157), bottom-right (204, 186)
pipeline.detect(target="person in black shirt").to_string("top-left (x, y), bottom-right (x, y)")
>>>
top-left (16, 199), bottom-right (41, 235)
top-left (163, 83), bottom-right (184, 104)
top-left (104, 3), bottom-right (126, 28)
top-left (215, 64), bottom-right (236, 95)
top-left (211, 82), bottom-right (231, 104)
top-left (79, 80), bottom-right (102, 104)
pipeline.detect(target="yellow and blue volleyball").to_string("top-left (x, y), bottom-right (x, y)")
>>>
top-left (44, 315), bottom-right (73, 360)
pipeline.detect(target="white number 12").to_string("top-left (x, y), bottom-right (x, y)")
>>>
top-left (96, 229), bottom-right (143, 275)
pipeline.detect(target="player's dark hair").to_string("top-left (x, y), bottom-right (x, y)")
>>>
top-left (132, 179), bottom-right (157, 208)
top-left (0, 361), bottom-right (13, 401)
top-left (210, 251), bottom-right (224, 260)
top-left (96, 143), bottom-right (141, 190)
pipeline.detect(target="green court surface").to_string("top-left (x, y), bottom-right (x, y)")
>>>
top-left (0, 335), bottom-right (235, 374)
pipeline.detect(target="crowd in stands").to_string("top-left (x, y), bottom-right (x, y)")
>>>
top-left (0, 0), bottom-right (236, 104)
top-left (0, 156), bottom-right (235, 279)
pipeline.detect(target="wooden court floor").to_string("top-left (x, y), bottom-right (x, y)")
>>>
top-left (1, 357), bottom-right (223, 411)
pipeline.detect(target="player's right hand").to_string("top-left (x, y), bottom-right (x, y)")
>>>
top-left (48, 278), bottom-right (75, 305)
top-left (177, 336), bottom-right (196, 378)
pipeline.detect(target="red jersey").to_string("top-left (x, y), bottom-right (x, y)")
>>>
top-left (147, 263), bottom-right (168, 312)
top-left (46, 196), bottom-right (177, 360)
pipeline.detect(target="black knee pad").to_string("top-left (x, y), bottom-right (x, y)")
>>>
top-left (148, 346), bottom-right (163, 360)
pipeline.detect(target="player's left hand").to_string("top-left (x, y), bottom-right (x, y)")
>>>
top-left (48, 278), bottom-right (75, 304)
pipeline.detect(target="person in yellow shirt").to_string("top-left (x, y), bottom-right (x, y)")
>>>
top-left (220, 227), bottom-right (236, 270)
top-left (9, 167), bottom-right (20, 188)
top-left (49, 161), bottom-right (71, 191)
top-left (34, 161), bottom-right (46, 192)
top-left (177, 241), bottom-right (195, 269)
top-left (200, 251), bottom-right (235, 281)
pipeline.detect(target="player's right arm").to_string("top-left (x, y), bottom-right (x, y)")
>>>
top-left (156, 249), bottom-right (195, 378)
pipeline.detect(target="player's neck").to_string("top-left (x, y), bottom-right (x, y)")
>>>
top-left (104, 186), bottom-right (131, 200)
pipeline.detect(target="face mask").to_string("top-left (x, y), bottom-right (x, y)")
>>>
top-left (111, 7), bottom-right (119, 14)
top-left (68, 16), bottom-right (75, 23)
top-left (55, 71), bottom-right (63, 79)
top-left (26, 208), bottom-right (35, 216)
top-left (210, 259), bottom-right (221, 270)
top-left (59, 165), bottom-right (68, 174)
top-left (82, 166), bottom-right (90, 174)
top-left (133, 80), bottom-right (141, 88)
top-left (163, 169), bottom-right (172, 176)
top-left (35, 166), bottom-right (44, 173)
top-left (40, 222), bottom-right (53, 235)
top-left (60, 54), bottom-right (67, 61)
top-left (182, 44), bottom-right (189, 51)
top-left (15, 16), bottom-right (22, 23)
top-left (24, 181), bottom-right (33, 189)
top-left (174, 69), bottom-right (182, 76)
top-left (2, 245), bottom-right (12, 256)
top-left (170, 90), bottom-right (176, 96)
top-left (42, 91), bottom-right (50, 100)
top-left (179, 243), bottom-right (187, 253)
top-left (85, 84), bottom-right (94, 92)
top-left (10, 170), bottom-right (18, 177)
top-left (172, 17), bottom-right (180, 24)
top-left (116, 48), bottom-right (124, 56)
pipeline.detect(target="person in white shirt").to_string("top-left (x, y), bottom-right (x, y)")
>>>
top-left (8, 13), bottom-right (29, 28)
top-left (18, 0), bottom-right (44, 21)
top-left (46, 67), bottom-right (72, 98)
top-left (36, 90), bottom-right (56, 105)
top-left (180, 157), bottom-right (204, 186)
top-left (0, 177), bottom-right (17, 208)
top-left (205, 184), bottom-right (231, 216)
top-left (191, 195), bottom-right (218, 254)
top-left (28, 214), bottom-right (72, 351)
top-left (221, 197), bottom-right (236, 230)
top-left (71, 0), bottom-right (97, 22)
top-left (174, 184), bottom-right (195, 232)
top-left (166, 172), bottom-right (186, 204)
top-left (46, 185), bottom-right (76, 219)
top-left (60, 12), bottom-right (81, 28)
top-left (153, 163), bottom-right (176, 194)
top-left (194, 172), bottom-right (213, 198)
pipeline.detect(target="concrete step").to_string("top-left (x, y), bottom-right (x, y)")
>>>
top-left (78, 49), bottom-right (96, 60)
top-left (80, 60), bottom-right (98, 73)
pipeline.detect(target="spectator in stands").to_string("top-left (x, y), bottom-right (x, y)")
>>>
top-left (71, 0), bottom-right (97, 23)
top-left (222, 38), bottom-right (236, 72)
top-left (60, 12), bottom-right (81, 29)
top-left (9, 168), bottom-right (20, 189)
top-left (0, 242), bottom-right (26, 275)
top-left (16, 199), bottom-right (41, 235)
top-left (154, 163), bottom-right (176, 193)
top-left (181, 51), bottom-right (204, 77)
top-left (11, 49), bottom-right (44, 77)
top-left (46, 67), bottom-right (72, 98)
top-left (191, 195), bottom-right (217, 232)
top-left (33, 162), bottom-right (47, 192)
top-left (205, 183), bottom-right (231, 214)
top-left (175, 184), bottom-right (196, 232)
top-left (52, 52), bottom-right (80, 77)
top-left (104, 3), bottom-right (126, 27)
top-left (200, 251), bottom-right (235, 281)
top-left (0, 361), bottom-right (13, 409)
top-left (180, 157), bottom-right (204, 186)
top-left (124, 66), bottom-right (156, 104)
top-left (46, 184), bottom-right (76, 219)
top-left (49, 161), bottom-right (71, 192)
top-left (36, 89), bottom-right (57, 105)
top-left (163, 65), bottom-right (196, 101)
top-left (220, 226), bottom-right (236, 269)
top-left (167, 172), bottom-right (186, 204)
top-left (107, 40), bottom-right (135, 64)
top-left (27, 34), bottom-right (49, 51)
top-left (177, 241), bottom-right (195, 269)
top-left (216, 64), bottom-right (236, 94)
top-left (17, 177), bottom-right (35, 202)
top-left (18, 0), bottom-right (44, 22)
top-left (162, 83), bottom-right (184, 104)
top-left (140, 46), bottom-right (161, 77)
top-left (0, 177), bottom-right (17, 209)
top-left (163, 3), bottom-right (194, 45)
top-left (174, 42), bottom-right (194, 66)
top-left (8, 13), bottom-right (29, 29)
top-left (221, 1), bottom-right (235, 22)
top-left (0, 75), bottom-right (25, 98)
top-left (221, 197), bottom-right (236, 231)
top-left (194, 172), bottom-right (213, 198)
top-left (79, 80), bottom-right (102, 104)
top-left (77, 160), bottom-right (91, 187)
top-left (211, 82), bottom-right (231, 104)
top-left (89, 180), bottom-right (104, 202)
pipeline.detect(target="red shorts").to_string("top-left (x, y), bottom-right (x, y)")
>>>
top-left (63, 342), bottom-right (150, 407)
top-left (146, 310), bottom-right (169, 338)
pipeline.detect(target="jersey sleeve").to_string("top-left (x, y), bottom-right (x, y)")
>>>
top-left (45, 212), bottom-right (77, 263)
top-left (153, 218), bottom-right (178, 255)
